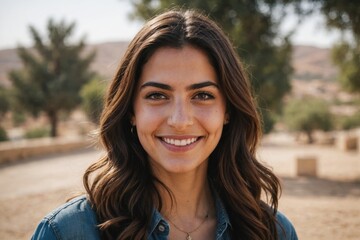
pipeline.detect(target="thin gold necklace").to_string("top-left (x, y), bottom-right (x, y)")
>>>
top-left (167, 213), bottom-right (209, 240)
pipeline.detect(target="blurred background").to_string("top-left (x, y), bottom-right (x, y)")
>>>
top-left (0, 0), bottom-right (359, 239)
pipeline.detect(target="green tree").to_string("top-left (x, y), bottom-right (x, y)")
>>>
top-left (0, 86), bottom-right (11, 142)
top-left (317, 0), bottom-right (360, 93)
top-left (339, 110), bottom-right (360, 130)
top-left (284, 98), bottom-right (333, 143)
top-left (9, 19), bottom-right (95, 137)
top-left (80, 78), bottom-right (106, 124)
top-left (0, 126), bottom-right (8, 142)
top-left (129, 0), bottom-right (293, 133)
top-left (314, 0), bottom-right (360, 36)
top-left (0, 86), bottom-right (10, 121)
top-left (289, 0), bottom-right (360, 93)
top-left (332, 41), bottom-right (360, 93)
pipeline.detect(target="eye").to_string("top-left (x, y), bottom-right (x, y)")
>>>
top-left (145, 92), bottom-right (168, 100)
top-left (193, 91), bottom-right (215, 101)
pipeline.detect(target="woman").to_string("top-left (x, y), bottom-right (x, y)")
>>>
top-left (32, 9), bottom-right (297, 240)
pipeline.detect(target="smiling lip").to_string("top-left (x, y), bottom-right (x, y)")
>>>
top-left (162, 137), bottom-right (198, 146)
top-left (158, 136), bottom-right (202, 151)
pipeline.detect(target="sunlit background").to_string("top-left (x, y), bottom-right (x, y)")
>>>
top-left (0, 0), bottom-right (341, 49)
top-left (0, 1), bottom-right (359, 240)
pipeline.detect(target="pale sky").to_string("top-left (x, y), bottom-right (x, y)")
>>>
top-left (0, 0), bottom-right (342, 50)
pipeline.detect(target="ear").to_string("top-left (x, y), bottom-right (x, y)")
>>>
top-left (224, 113), bottom-right (230, 125)
top-left (130, 114), bottom-right (136, 126)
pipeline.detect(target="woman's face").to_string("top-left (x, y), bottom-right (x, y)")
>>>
top-left (132, 45), bottom-right (227, 176)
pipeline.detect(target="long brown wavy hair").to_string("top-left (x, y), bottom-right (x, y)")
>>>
top-left (83, 9), bottom-right (281, 240)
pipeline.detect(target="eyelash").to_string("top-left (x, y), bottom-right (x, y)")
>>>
top-left (145, 92), bottom-right (168, 100)
top-left (144, 91), bottom-right (215, 101)
top-left (192, 91), bottom-right (215, 100)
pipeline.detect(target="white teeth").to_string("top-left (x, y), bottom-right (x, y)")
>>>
top-left (163, 137), bottom-right (198, 146)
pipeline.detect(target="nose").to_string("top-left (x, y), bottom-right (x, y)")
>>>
top-left (167, 99), bottom-right (193, 130)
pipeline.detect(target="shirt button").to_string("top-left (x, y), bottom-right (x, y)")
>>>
top-left (158, 224), bottom-right (165, 232)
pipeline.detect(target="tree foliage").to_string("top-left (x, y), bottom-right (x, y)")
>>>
top-left (313, 0), bottom-right (360, 37)
top-left (339, 110), bottom-right (360, 130)
top-left (9, 19), bottom-right (95, 137)
top-left (289, 0), bottom-right (360, 93)
top-left (317, 0), bottom-right (360, 94)
top-left (332, 41), bottom-right (360, 93)
top-left (0, 126), bottom-right (8, 142)
top-left (0, 86), bottom-right (10, 120)
top-left (129, 0), bottom-right (293, 133)
top-left (80, 78), bottom-right (106, 124)
top-left (284, 97), bottom-right (333, 143)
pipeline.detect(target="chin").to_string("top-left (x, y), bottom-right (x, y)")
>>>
top-left (161, 158), bottom-right (208, 174)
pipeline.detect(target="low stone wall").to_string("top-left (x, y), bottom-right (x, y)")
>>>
top-left (0, 136), bottom-right (93, 164)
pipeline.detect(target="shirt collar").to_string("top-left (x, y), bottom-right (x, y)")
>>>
top-left (148, 192), bottom-right (231, 237)
top-left (213, 190), bottom-right (232, 236)
top-left (149, 209), bottom-right (169, 236)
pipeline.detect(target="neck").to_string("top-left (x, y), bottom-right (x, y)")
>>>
top-left (153, 164), bottom-right (217, 240)
top-left (155, 168), bottom-right (214, 220)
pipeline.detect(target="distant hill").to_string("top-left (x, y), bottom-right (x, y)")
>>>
top-left (0, 42), bottom-right (338, 87)
top-left (84, 41), bottom-right (129, 80)
top-left (0, 41), bottom-right (129, 87)
top-left (292, 45), bottom-right (338, 82)
top-left (0, 48), bottom-right (23, 87)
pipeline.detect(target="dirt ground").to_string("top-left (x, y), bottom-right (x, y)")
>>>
top-left (260, 133), bottom-right (360, 239)
top-left (0, 133), bottom-right (359, 240)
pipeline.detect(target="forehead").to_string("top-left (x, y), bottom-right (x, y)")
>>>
top-left (145, 45), bottom-right (211, 66)
top-left (138, 45), bottom-right (218, 86)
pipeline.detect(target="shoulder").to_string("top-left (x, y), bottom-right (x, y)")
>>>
top-left (275, 211), bottom-right (298, 240)
top-left (31, 196), bottom-right (100, 240)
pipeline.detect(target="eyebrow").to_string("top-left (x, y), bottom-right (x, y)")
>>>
top-left (140, 81), bottom-right (219, 91)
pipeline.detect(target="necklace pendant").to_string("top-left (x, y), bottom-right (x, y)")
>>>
top-left (186, 233), bottom-right (192, 240)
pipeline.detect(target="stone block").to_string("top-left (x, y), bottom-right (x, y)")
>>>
top-left (337, 132), bottom-right (358, 151)
top-left (296, 156), bottom-right (317, 177)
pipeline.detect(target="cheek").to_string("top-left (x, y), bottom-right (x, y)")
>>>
top-left (196, 107), bottom-right (226, 132)
top-left (133, 106), bottom-right (166, 131)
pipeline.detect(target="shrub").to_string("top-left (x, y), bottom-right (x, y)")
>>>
top-left (80, 79), bottom-right (106, 124)
top-left (25, 127), bottom-right (50, 139)
top-left (284, 97), bottom-right (333, 143)
top-left (12, 111), bottom-right (26, 127)
top-left (0, 86), bottom-right (10, 119)
top-left (340, 111), bottom-right (360, 130)
top-left (0, 126), bottom-right (8, 142)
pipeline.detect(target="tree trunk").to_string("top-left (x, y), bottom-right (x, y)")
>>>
top-left (47, 110), bottom-right (58, 137)
top-left (306, 130), bottom-right (314, 144)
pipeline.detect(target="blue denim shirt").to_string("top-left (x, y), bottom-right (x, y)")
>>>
top-left (32, 196), bottom-right (298, 240)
